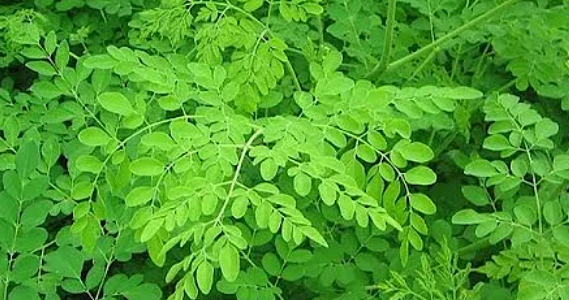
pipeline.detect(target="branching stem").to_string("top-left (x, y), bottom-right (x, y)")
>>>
top-left (367, 0), bottom-right (519, 79)
top-left (366, 0), bottom-right (397, 79)
top-left (214, 129), bottom-right (264, 225)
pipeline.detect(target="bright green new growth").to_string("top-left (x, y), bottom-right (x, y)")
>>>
top-left (1, 0), bottom-right (569, 300)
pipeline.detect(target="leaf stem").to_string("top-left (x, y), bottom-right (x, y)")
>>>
top-left (367, 0), bottom-right (519, 79)
top-left (214, 129), bottom-right (264, 225)
top-left (404, 46), bottom-right (439, 85)
top-left (188, 0), bottom-right (302, 90)
top-left (88, 115), bottom-right (202, 203)
top-left (284, 59), bottom-right (302, 91)
top-left (366, 0), bottom-right (397, 79)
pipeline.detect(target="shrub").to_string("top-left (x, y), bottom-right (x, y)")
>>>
top-left (1, 0), bottom-right (569, 300)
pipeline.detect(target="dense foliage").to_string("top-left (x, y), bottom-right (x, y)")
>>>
top-left (1, 0), bottom-right (569, 299)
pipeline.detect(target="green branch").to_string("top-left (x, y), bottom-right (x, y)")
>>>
top-left (366, 0), bottom-right (397, 80)
top-left (367, 0), bottom-right (519, 80)
top-left (188, 0), bottom-right (302, 90)
top-left (214, 128), bottom-right (264, 225)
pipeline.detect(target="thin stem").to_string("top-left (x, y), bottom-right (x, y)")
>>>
top-left (366, 0), bottom-right (397, 79)
top-left (404, 47), bottom-right (439, 85)
top-left (40, 44), bottom-right (109, 136)
top-left (489, 78), bottom-right (517, 94)
top-left (525, 149), bottom-right (544, 235)
top-left (285, 59), bottom-right (302, 91)
top-left (94, 232), bottom-right (118, 300)
top-left (472, 43), bottom-right (491, 82)
top-left (3, 201), bottom-right (22, 300)
top-left (214, 129), bottom-right (264, 225)
top-left (189, 0), bottom-right (302, 90)
top-left (88, 115), bottom-right (202, 202)
top-left (449, 43), bottom-right (462, 82)
top-left (188, 1), bottom-right (265, 28)
top-left (0, 138), bottom-right (16, 153)
top-left (316, 14), bottom-right (325, 47)
top-left (368, 0), bottom-right (519, 79)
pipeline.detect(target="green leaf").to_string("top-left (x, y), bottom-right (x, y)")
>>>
top-left (461, 185), bottom-right (490, 206)
top-left (302, 2), bottom-right (324, 14)
top-left (483, 135), bottom-right (512, 151)
top-left (141, 132), bottom-right (176, 151)
top-left (294, 91), bottom-right (313, 110)
top-left (22, 176), bottom-right (48, 202)
top-left (8, 285), bottom-right (40, 300)
top-left (535, 119), bottom-right (559, 138)
top-left (130, 158), bottom-right (164, 176)
top-left (98, 92), bottom-right (136, 116)
top-left (356, 144), bottom-right (377, 162)
top-left (452, 209), bottom-right (486, 225)
top-left (293, 173), bottom-right (311, 196)
top-left (299, 226), bottom-right (328, 247)
top-left (73, 202), bottom-right (90, 219)
top-left (76, 155), bottom-right (103, 173)
top-left (219, 244), bottom-right (240, 282)
top-left (543, 201), bottom-right (563, 225)
top-left (489, 223), bottom-right (513, 244)
top-left (16, 142), bottom-right (39, 179)
top-left (409, 193), bottom-right (436, 215)
top-left (158, 95), bottom-right (182, 111)
top-left (83, 54), bottom-right (117, 69)
top-left (55, 41), bottom-right (70, 69)
top-left (140, 219), bottom-right (164, 242)
top-left (514, 204), bottom-right (536, 226)
top-left (367, 131), bottom-right (387, 150)
top-left (44, 31), bottom-right (57, 55)
top-left (404, 166), bottom-right (436, 185)
top-left (125, 186), bottom-right (154, 207)
top-left (11, 254), bottom-right (40, 282)
top-left (78, 127), bottom-right (111, 147)
top-left (319, 181), bottom-right (337, 205)
top-left (407, 228), bottom-right (423, 250)
top-left (21, 200), bottom-right (52, 227)
top-left (44, 246), bottom-right (84, 278)
top-left (123, 284), bottom-right (162, 300)
top-left (26, 61), bottom-right (57, 76)
top-left (317, 75), bottom-right (354, 96)
top-left (464, 159), bottom-right (499, 177)
top-left (398, 142), bottom-right (434, 163)
top-left (445, 87), bottom-right (483, 99)
top-left (72, 181), bottom-right (94, 200)
top-left (262, 253), bottom-right (281, 276)
top-left (260, 159), bottom-right (278, 180)
top-left (30, 81), bottom-right (63, 99)
top-left (553, 226), bottom-right (569, 248)
top-left (231, 196), bottom-right (249, 218)
top-left (324, 128), bottom-right (347, 148)
top-left (338, 194), bottom-right (355, 220)
top-left (322, 50), bottom-right (342, 73)
top-left (196, 261), bottom-right (214, 294)
top-left (244, 0), bottom-right (263, 11)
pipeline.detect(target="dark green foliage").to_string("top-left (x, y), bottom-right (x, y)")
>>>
top-left (1, 0), bottom-right (569, 300)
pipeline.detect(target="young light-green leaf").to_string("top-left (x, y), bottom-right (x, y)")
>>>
top-left (78, 127), bottom-right (111, 147)
top-left (16, 142), bottom-right (39, 179)
top-left (398, 142), bottom-right (434, 163)
top-left (465, 159), bottom-right (499, 177)
top-left (409, 193), bottom-right (436, 215)
top-left (196, 261), bottom-right (214, 294)
top-left (98, 92), bottom-right (136, 116)
top-left (130, 158), bottom-right (164, 177)
top-left (125, 186), bottom-right (154, 207)
top-left (404, 166), bottom-right (437, 185)
top-left (299, 226), bottom-right (328, 247)
top-left (219, 244), bottom-right (240, 282)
